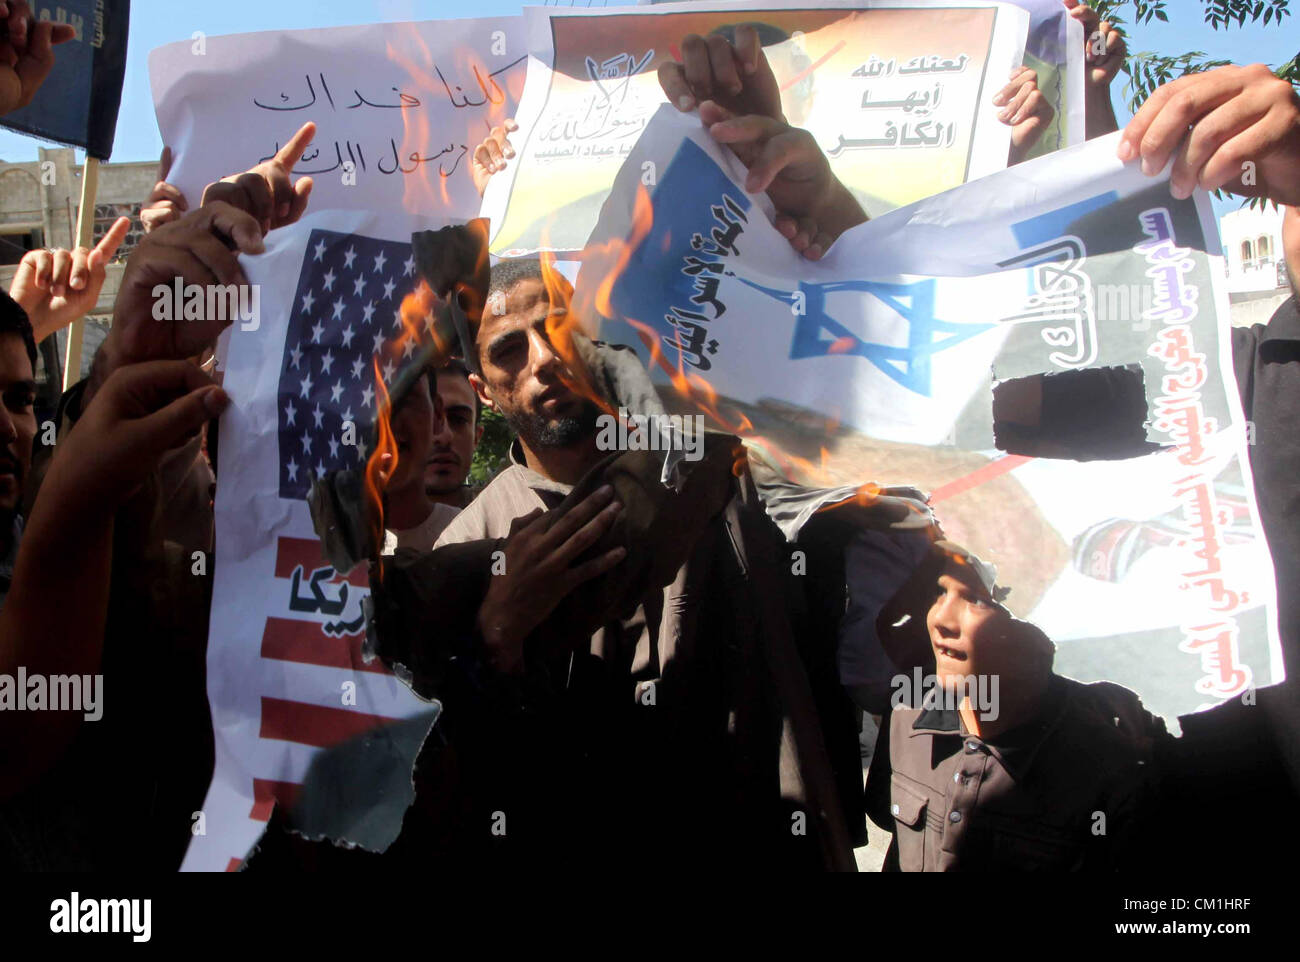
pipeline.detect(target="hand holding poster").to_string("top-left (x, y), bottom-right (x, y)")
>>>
top-left (482, 0), bottom-right (1085, 255)
top-left (576, 104), bottom-right (1281, 723)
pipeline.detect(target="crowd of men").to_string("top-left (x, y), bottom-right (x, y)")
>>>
top-left (1, 0), bottom-right (1298, 871)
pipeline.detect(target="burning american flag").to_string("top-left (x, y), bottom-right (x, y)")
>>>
top-left (184, 217), bottom-right (438, 872)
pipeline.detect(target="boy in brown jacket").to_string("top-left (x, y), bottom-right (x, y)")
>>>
top-left (866, 542), bottom-right (1167, 871)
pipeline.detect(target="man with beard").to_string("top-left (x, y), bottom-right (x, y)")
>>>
top-left (0, 293), bottom-right (38, 608)
top-left (433, 258), bottom-right (612, 545)
top-left (361, 253), bottom-right (866, 871)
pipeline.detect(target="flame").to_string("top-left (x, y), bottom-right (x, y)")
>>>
top-left (571, 180), bottom-right (852, 486)
top-left (396, 281), bottom-right (436, 357)
top-left (363, 355), bottom-right (399, 580)
top-left (386, 27), bottom-right (519, 215)
top-left (829, 335), bottom-right (857, 355)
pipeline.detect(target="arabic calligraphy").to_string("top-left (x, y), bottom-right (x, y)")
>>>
top-left (861, 83), bottom-right (943, 115)
top-left (252, 58), bottom-right (524, 114)
top-left (1137, 206), bottom-right (1253, 699)
top-left (827, 120), bottom-right (958, 155)
top-left (259, 138), bottom-right (467, 179)
top-left (288, 564), bottom-right (366, 637)
top-left (998, 237), bottom-right (1098, 369)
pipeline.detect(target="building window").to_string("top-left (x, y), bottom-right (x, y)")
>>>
top-left (1257, 234), bottom-right (1272, 265)
top-left (0, 226), bottom-right (44, 266)
top-left (92, 202), bottom-right (145, 260)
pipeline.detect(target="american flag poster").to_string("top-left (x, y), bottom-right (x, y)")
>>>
top-left (182, 212), bottom-right (440, 872)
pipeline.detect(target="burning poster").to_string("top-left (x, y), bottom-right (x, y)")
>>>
top-left (180, 212), bottom-right (443, 872)
top-left (576, 105), bottom-right (1281, 725)
top-left (483, 0), bottom-right (1083, 256)
top-left (149, 16), bottom-right (527, 218)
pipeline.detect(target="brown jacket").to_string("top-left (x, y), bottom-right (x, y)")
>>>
top-left (866, 675), bottom-right (1166, 871)
top-left (368, 438), bottom-right (863, 870)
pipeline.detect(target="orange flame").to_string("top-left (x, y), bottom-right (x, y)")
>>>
top-left (364, 355), bottom-right (399, 579)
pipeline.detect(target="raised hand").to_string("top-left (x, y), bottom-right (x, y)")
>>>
top-left (141, 147), bottom-right (189, 234)
top-left (702, 101), bottom-right (865, 259)
top-left (0, 1), bottom-right (75, 117)
top-left (659, 24), bottom-right (784, 122)
top-left (472, 119), bottom-right (518, 196)
top-left (1063, 1), bottom-right (1125, 137)
top-left (9, 217), bottom-right (131, 342)
top-left (202, 121), bottom-right (316, 234)
top-left (993, 66), bottom-right (1056, 164)
top-left (54, 360), bottom-right (229, 507)
top-left (660, 26), bottom-right (865, 259)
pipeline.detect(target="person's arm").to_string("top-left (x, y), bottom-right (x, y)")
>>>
top-left (83, 201), bottom-right (266, 409)
top-left (0, 361), bottom-right (228, 798)
top-left (1064, 1), bottom-right (1125, 139)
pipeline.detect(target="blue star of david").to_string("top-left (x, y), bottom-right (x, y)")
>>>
top-left (732, 276), bottom-right (993, 397)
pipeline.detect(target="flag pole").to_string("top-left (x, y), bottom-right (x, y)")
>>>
top-left (61, 155), bottom-right (100, 392)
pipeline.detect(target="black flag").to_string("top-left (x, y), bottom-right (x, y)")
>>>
top-left (0, 0), bottom-right (129, 159)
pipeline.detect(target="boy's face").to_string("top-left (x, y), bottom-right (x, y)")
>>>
top-left (926, 561), bottom-right (1044, 695)
top-left (0, 334), bottom-right (36, 518)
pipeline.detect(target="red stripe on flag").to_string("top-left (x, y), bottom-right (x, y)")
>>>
top-left (669, 42), bottom-right (682, 63)
top-left (259, 696), bottom-right (401, 749)
top-left (261, 616), bottom-right (392, 674)
top-left (226, 857), bottom-right (243, 873)
top-left (929, 454), bottom-right (1033, 503)
top-left (250, 777), bottom-right (302, 822)
top-left (274, 536), bottom-right (368, 586)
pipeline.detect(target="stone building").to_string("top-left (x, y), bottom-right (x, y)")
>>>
top-left (0, 145), bottom-right (155, 408)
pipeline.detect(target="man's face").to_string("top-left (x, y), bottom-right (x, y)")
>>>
top-left (1284, 205), bottom-right (1300, 299)
top-left (0, 334), bottom-right (36, 518)
top-left (425, 371), bottom-right (481, 496)
top-left (471, 277), bottom-right (598, 447)
top-left (389, 376), bottom-right (442, 496)
top-left (926, 563), bottom-right (1038, 692)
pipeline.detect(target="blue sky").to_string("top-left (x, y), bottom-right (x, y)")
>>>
top-left (1, 0), bottom-right (1295, 219)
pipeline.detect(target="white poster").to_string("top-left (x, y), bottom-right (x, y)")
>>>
top-left (149, 17), bottom-right (528, 218)
top-left (481, 0), bottom-right (1085, 255)
top-left (577, 105), bottom-right (1282, 723)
